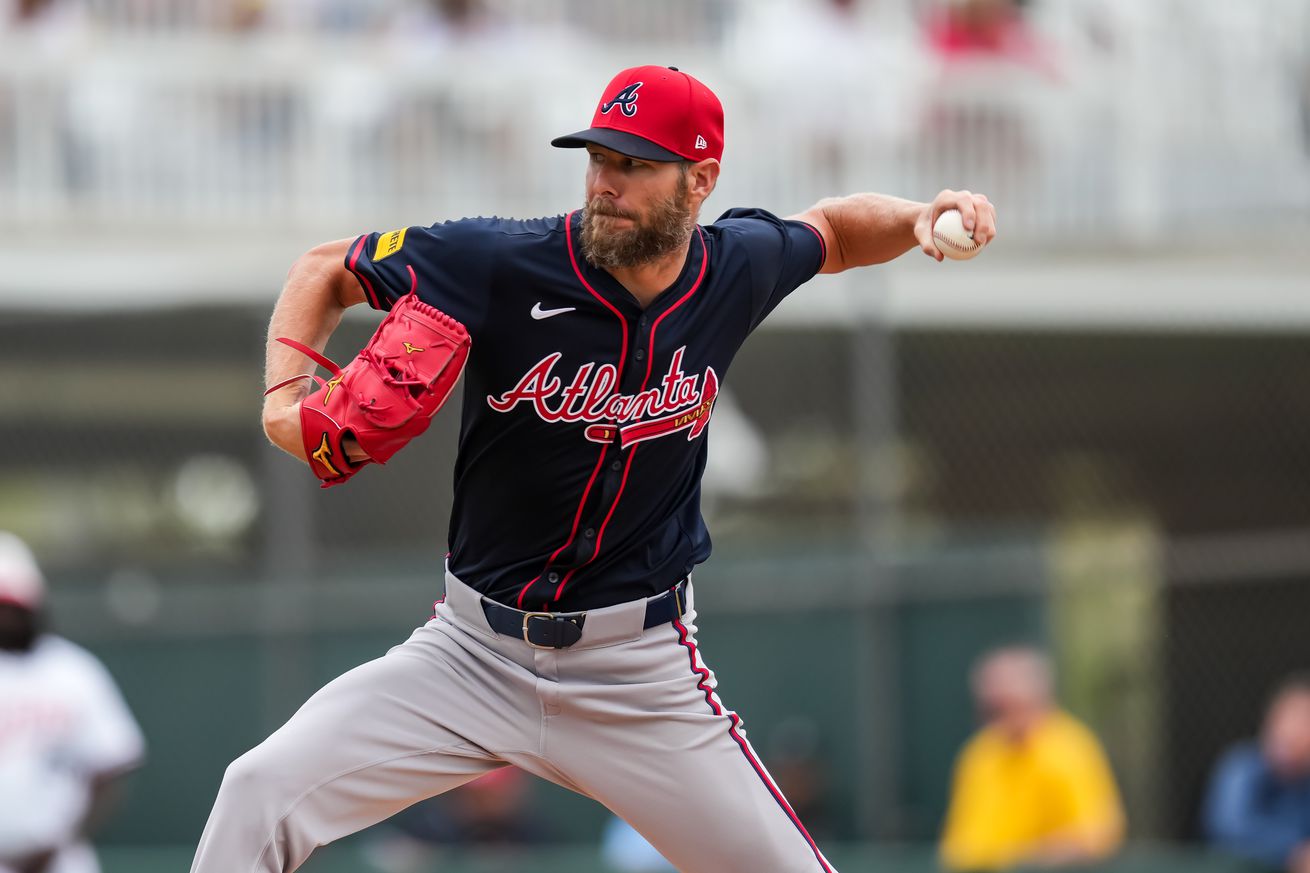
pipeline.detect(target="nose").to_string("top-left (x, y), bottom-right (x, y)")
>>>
top-left (589, 161), bottom-right (620, 201)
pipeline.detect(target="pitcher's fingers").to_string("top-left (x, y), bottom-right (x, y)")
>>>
top-left (953, 190), bottom-right (977, 233)
top-left (973, 196), bottom-right (997, 244)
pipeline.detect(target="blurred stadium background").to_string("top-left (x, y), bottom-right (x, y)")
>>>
top-left (2, 0), bottom-right (1309, 870)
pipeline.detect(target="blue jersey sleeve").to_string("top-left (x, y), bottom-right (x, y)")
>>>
top-left (1203, 744), bottom-right (1306, 868)
top-left (344, 218), bottom-right (501, 335)
top-left (712, 207), bottom-right (826, 331)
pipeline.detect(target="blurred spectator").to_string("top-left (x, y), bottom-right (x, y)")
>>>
top-left (387, 0), bottom-right (588, 78)
top-left (915, 0), bottom-right (1066, 238)
top-left (596, 717), bottom-right (830, 871)
top-left (0, 533), bottom-right (145, 873)
top-left (226, 0), bottom-right (266, 33)
top-left (727, 0), bottom-right (923, 189)
top-left (766, 717), bottom-right (832, 840)
top-left (924, 0), bottom-right (1056, 76)
top-left (379, 0), bottom-right (564, 207)
top-left (395, 766), bottom-right (546, 846)
top-left (257, 0), bottom-right (393, 33)
top-left (390, 0), bottom-right (511, 52)
top-left (364, 767), bottom-right (548, 873)
top-left (939, 646), bottom-right (1125, 872)
top-left (0, 0), bottom-right (89, 54)
top-left (2, 0), bottom-right (75, 28)
top-left (1204, 674), bottom-right (1310, 873)
top-left (600, 816), bottom-right (674, 873)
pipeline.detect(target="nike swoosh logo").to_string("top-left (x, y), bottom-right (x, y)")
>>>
top-left (531, 303), bottom-right (576, 320)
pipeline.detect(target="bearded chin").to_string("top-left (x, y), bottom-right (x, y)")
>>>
top-left (580, 188), bottom-right (693, 270)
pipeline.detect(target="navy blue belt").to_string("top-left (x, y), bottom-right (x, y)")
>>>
top-left (481, 579), bottom-right (689, 649)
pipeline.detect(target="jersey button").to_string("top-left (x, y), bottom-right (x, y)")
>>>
top-left (584, 527), bottom-right (595, 539)
top-left (547, 572), bottom-right (560, 584)
top-left (610, 460), bottom-right (622, 471)
top-left (634, 349), bottom-right (646, 361)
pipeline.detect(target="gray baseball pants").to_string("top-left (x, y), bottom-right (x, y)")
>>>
top-left (190, 569), bottom-right (836, 873)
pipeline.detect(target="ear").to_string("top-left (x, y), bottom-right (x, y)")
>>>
top-left (687, 158), bottom-right (720, 207)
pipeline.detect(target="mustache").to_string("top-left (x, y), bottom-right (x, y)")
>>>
top-left (586, 198), bottom-right (639, 221)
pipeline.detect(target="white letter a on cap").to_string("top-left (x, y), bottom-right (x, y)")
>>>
top-left (695, 135), bottom-right (708, 150)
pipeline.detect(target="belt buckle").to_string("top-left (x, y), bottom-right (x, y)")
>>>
top-left (522, 612), bottom-right (557, 650)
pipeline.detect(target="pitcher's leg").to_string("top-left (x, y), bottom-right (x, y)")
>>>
top-left (553, 616), bottom-right (837, 873)
top-left (191, 618), bottom-right (536, 873)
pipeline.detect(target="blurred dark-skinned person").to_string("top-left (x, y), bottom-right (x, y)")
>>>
top-left (1204, 674), bottom-right (1310, 873)
top-left (0, 533), bottom-right (145, 873)
top-left (939, 646), bottom-right (1125, 871)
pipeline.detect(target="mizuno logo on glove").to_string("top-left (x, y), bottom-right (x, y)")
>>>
top-left (268, 292), bottom-right (471, 488)
top-left (312, 433), bottom-right (340, 477)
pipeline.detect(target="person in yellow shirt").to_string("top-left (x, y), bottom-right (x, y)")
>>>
top-left (939, 646), bottom-right (1125, 871)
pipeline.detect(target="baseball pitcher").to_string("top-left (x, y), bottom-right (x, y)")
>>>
top-left (192, 65), bottom-right (998, 872)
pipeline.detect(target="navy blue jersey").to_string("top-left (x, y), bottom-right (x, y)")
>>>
top-left (345, 208), bottom-right (825, 612)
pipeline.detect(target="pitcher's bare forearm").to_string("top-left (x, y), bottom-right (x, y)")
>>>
top-left (262, 238), bottom-right (365, 460)
top-left (793, 189), bottom-right (997, 271)
top-left (809, 193), bottom-right (922, 270)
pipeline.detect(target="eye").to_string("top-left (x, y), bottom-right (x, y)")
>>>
top-left (588, 152), bottom-right (605, 165)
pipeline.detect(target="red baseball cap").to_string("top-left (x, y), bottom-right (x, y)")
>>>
top-left (0, 532), bottom-right (44, 610)
top-left (552, 65), bottom-right (724, 163)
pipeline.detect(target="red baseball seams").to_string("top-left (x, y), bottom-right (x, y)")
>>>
top-left (673, 618), bottom-right (836, 873)
top-left (932, 231), bottom-right (978, 254)
top-left (347, 235), bottom-right (382, 310)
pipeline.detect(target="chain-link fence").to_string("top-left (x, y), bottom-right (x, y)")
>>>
top-left (3, 293), bottom-right (1308, 857)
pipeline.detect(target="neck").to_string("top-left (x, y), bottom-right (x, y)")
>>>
top-left (604, 230), bottom-right (695, 309)
top-left (1001, 706), bottom-right (1052, 744)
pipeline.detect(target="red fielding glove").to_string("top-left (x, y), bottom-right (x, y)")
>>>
top-left (265, 293), bottom-right (470, 487)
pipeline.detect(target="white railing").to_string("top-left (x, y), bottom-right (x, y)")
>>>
top-left (0, 5), bottom-right (1307, 243)
top-left (22, 0), bottom-right (753, 41)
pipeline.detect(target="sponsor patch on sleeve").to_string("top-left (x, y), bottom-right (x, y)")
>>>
top-left (373, 228), bottom-right (408, 262)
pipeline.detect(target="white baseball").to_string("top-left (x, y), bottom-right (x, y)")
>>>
top-left (932, 209), bottom-right (984, 261)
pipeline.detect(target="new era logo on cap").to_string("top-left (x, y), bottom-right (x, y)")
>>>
top-left (551, 65), bottom-right (724, 163)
